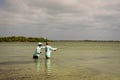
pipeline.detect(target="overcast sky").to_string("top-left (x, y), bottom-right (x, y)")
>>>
top-left (0, 0), bottom-right (120, 40)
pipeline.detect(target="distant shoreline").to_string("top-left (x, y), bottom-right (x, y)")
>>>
top-left (0, 36), bottom-right (50, 42)
top-left (0, 36), bottom-right (120, 42)
top-left (53, 40), bottom-right (120, 42)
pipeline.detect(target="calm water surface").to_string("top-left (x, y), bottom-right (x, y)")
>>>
top-left (0, 42), bottom-right (120, 80)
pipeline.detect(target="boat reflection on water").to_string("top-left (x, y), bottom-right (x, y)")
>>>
top-left (45, 59), bottom-right (51, 75)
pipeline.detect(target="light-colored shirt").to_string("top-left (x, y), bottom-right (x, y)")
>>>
top-left (45, 45), bottom-right (57, 58)
top-left (34, 46), bottom-right (45, 56)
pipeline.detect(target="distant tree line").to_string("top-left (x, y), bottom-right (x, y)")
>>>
top-left (0, 36), bottom-right (50, 42)
top-left (53, 40), bottom-right (120, 42)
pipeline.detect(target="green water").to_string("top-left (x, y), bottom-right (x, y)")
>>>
top-left (0, 42), bottom-right (120, 80)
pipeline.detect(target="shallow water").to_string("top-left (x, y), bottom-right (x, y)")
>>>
top-left (0, 42), bottom-right (120, 80)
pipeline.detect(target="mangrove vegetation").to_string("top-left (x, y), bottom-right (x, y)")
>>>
top-left (0, 36), bottom-right (50, 42)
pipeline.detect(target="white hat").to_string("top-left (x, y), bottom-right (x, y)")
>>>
top-left (38, 42), bottom-right (42, 45)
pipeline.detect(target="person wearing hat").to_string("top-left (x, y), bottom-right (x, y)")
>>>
top-left (45, 42), bottom-right (57, 59)
top-left (33, 42), bottom-right (45, 59)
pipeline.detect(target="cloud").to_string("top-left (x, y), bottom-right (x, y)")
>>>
top-left (0, 0), bottom-right (120, 24)
top-left (0, 0), bottom-right (120, 40)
